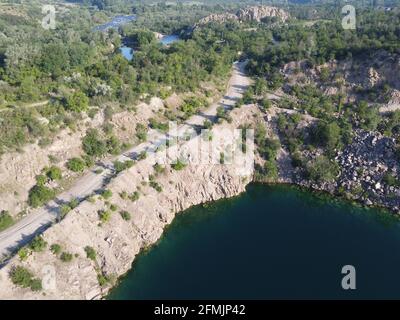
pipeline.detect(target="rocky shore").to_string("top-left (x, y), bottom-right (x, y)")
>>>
top-left (0, 102), bottom-right (398, 299)
top-left (277, 125), bottom-right (400, 214)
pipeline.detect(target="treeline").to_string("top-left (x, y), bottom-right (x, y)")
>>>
top-left (247, 9), bottom-right (400, 78)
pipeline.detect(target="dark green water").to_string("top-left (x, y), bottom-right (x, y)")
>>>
top-left (108, 184), bottom-right (400, 299)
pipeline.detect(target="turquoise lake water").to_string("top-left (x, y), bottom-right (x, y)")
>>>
top-left (120, 35), bottom-right (180, 61)
top-left (108, 184), bottom-right (400, 299)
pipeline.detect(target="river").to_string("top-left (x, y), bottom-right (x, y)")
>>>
top-left (108, 184), bottom-right (400, 299)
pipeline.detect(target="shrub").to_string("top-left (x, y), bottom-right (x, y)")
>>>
top-left (0, 210), bottom-right (14, 232)
top-left (10, 266), bottom-right (42, 291)
top-left (153, 163), bottom-right (165, 175)
top-left (82, 129), bottom-right (107, 157)
top-left (313, 121), bottom-right (341, 151)
top-left (171, 159), bottom-right (186, 171)
top-left (60, 205), bottom-right (72, 219)
top-left (101, 189), bottom-right (112, 200)
top-left (137, 151), bottom-right (147, 160)
top-left (28, 185), bottom-right (55, 208)
top-left (29, 235), bottom-right (47, 252)
top-left (84, 246), bottom-right (96, 261)
top-left (119, 191), bottom-right (128, 200)
top-left (136, 123), bottom-right (147, 142)
top-left (114, 160), bottom-right (134, 173)
top-left (18, 247), bottom-right (30, 261)
top-left (203, 120), bottom-right (212, 129)
top-left (50, 244), bottom-right (62, 255)
top-left (307, 156), bottom-right (340, 182)
top-left (35, 174), bottom-right (47, 186)
top-left (67, 158), bottom-right (86, 172)
top-left (65, 91), bottom-right (89, 113)
top-left (150, 181), bottom-right (162, 192)
top-left (98, 210), bottom-right (111, 223)
top-left (97, 273), bottom-right (109, 287)
top-left (60, 252), bottom-right (73, 262)
top-left (129, 191), bottom-right (140, 202)
top-left (120, 211), bottom-right (131, 221)
top-left (46, 166), bottom-right (62, 181)
top-left (383, 173), bottom-right (400, 187)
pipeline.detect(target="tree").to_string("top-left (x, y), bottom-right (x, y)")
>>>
top-left (313, 121), bottom-right (341, 151)
top-left (307, 156), bottom-right (340, 182)
top-left (65, 91), bottom-right (89, 113)
top-left (357, 101), bottom-right (381, 131)
top-left (82, 129), bottom-right (107, 157)
top-left (28, 185), bottom-right (55, 208)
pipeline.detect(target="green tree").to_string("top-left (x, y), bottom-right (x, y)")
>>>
top-left (82, 129), bottom-right (107, 157)
top-left (65, 91), bottom-right (89, 113)
top-left (0, 210), bottom-right (14, 232)
top-left (28, 185), bottom-right (55, 208)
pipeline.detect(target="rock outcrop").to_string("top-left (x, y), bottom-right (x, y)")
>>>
top-left (236, 5), bottom-right (290, 22)
top-left (196, 5), bottom-right (289, 27)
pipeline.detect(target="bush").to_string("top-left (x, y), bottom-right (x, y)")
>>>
top-left (101, 189), bottom-right (112, 200)
top-left (18, 247), bottom-right (30, 261)
top-left (313, 122), bottom-right (341, 151)
top-left (307, 156), bottom-right (340, 182)
top-left (383, 173), bottom-right (400, 187)
top-left (46, 166), bottom-right (62, 181)
top-left (171, 160), bottom-right (186, 171)
top-left (65, 91), bottom-right (89, 113)
top-left (50, 244), bottom-right (62, 255)
top-left (120, 211), bottom-right (131, 221)
top-left (153, 163), bottom-right (165, 175)
top-left (60, 204), bottom-right (72, 219)
top-left (29, 235), bottom-right (47, 252)
top-left (129, 191), bottom-right (140, 202)
top-left (28, 185), bottom-right (55, 208)
top-left (10, 266), bottom-right (42, 291)
top-left (99, 210), bottom-right (111, 223)
top-left (82, 129), bottom-right (107, 157)
top-left (0, 210), bottom-right (14, 232)
top-left (150, 181), bottom-right (162, 192)
top-left (67, 158), bottom-right (86, 172)
top-left (84, 246), bottom-right (96, 261)
top-left (60, 252), bottom-right (73, 262)
top-left (136, 123), bottom-right (147, 142)
top-left (113, 160), bottom-right (134, 173)
top-left (97, 273), bottom-right (110, 287)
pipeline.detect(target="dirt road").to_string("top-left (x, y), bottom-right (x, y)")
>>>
top-left (0, 61), bottom-right (251, 261)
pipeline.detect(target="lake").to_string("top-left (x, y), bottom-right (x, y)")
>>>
top-left (108, 184), bottom-right (400, 299)
top-left (119, 34), bottom-right (181, 61)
